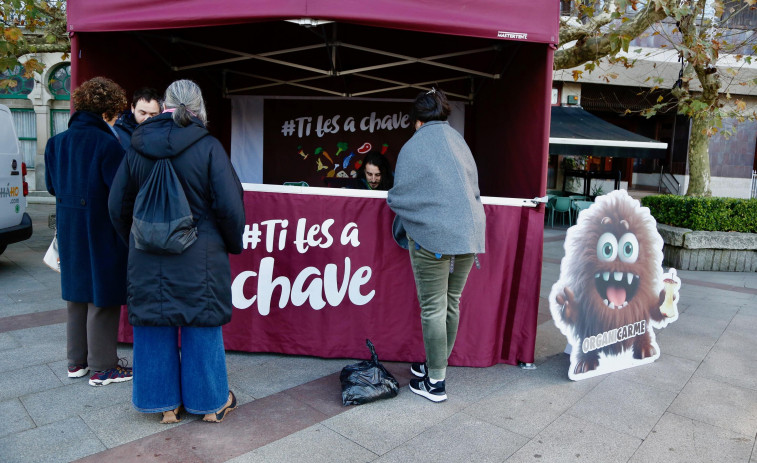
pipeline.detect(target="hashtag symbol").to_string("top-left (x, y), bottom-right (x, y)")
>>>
top-left (281, 120), bottom-right (296, 136)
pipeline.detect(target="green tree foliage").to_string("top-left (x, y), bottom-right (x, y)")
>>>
top-left (0, 0), bottom-right (68, 88)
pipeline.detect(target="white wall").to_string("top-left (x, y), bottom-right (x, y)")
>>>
top-left (632, 172), bottom-right (753, 198)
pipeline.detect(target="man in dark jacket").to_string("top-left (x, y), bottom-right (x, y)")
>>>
top-left (114, 87), bottom-right (161, 150)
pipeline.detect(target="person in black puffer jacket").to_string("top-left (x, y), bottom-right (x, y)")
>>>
top-left (109, 80), bottom-right (245, 424)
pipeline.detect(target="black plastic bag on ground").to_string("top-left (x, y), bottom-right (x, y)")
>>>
top-left (340, 339), bottom-right (399, 406)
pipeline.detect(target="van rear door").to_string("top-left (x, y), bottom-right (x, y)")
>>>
top-left (0, 105), bottom-right (26, 229)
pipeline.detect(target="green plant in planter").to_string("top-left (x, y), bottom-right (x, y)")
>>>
top-left (591, 184), bottom-right (605, 197)
top-left (641, 195), bottom-right (757, 233)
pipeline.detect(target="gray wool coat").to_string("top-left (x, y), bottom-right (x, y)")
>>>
top-left (387, 120), bottom-right (485, 255)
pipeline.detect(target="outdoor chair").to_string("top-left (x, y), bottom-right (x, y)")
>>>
top-left (545, 196), bottom-right (556, 224)
top-left (573, 200), bottom-right (594, 222)
top-left (550, 196), bottom-right (572, 227)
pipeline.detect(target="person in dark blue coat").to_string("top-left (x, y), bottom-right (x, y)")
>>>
top-left (44, 76), bottom-right (133, 387)
top-left (109, 80), bottom-right (245, 424)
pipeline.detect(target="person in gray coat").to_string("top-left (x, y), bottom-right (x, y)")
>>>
top-left (109, 80), bottom-right (245, 423)
top-left (387, 88), bottom-right (485, 402)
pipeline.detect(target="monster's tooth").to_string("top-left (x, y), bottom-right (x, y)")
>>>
top-left (595, 273), bottom-right (601, 279)
top-left (609, 303), bottom-right (615, 309)
top-left (603, 272), bottom-right (610, 281)
top-left (627, 273), bottom-right (633, 285)
top-left (614, 272), bottom-right (623, 281)
top-left (603, 299), bottom-right (609, 306)
top-left (622, 301), bottom-right (628, 307)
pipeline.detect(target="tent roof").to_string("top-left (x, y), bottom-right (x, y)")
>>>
top-left (67, 0), bottom-right (559, 44)
top-left (549, 106), bottom-right (668, 159)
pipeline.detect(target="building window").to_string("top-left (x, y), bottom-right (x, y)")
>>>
top-left (0, 66), bottom-right (35, 98)
top-left (51, 109), bottom-right (70, 136)
top-left (11, 109), bottom-right (36, 168)
top-left (48, 64), bottom-right (71, 100)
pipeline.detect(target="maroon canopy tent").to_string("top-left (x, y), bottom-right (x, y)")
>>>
top-left (67, 0), bottom-right (559, 366)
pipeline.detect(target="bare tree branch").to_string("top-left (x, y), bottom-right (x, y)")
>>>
top-left (554, 1), bottom-right (669, 70)
top-left (559, 12), bottom-right (615, 46)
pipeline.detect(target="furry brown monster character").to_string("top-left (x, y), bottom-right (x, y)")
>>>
top-left (550, 190), bottom-right (677, 378)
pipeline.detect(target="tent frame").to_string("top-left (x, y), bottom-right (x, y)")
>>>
top-left (139, 30), bottom-right (502, 100)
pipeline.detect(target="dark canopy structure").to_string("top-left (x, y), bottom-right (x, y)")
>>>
top-left (549, 106), bottom-right (668, 159)
top-left (67, 0), bottom-right (559, 198)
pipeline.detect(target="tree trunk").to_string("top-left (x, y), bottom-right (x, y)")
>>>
top-left (684, 65), bottom-right (719, 197)
top-left (685, 116), bottom-right (712, 196)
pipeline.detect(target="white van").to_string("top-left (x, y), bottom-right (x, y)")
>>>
top-left (0, 104), bottom-right (32, 255)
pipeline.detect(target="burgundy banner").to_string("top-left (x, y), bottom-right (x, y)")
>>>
top-left (120, 188), bottom-right (543, 366)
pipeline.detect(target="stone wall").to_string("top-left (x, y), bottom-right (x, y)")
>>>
top-left (658, 224), bottom-right (757, 271)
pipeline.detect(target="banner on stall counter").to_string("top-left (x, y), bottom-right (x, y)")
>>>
top-left (263, 99), bottom-right (417, 187)
top-left (549, 189), bottom-right (681, 381)
top-left (212, 188), bottom-right (544, 366)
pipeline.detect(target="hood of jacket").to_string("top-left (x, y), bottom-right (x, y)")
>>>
top-left (114, 111), bottom-right (137, 135)
top-left (131, 112), bottom-right (209, 160)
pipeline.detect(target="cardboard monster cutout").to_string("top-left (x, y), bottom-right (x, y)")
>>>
top-left (549, 190), bottom-right (681, 380)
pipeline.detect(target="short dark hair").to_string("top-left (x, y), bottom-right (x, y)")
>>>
top-left (132, 87), bottom-right (161, 107)
top-left (359, 151), bottom-right (394, 190)
top-left (72, 77), bottom-right (127, 121)
top-left (410, 88), bottom-right (451, 123)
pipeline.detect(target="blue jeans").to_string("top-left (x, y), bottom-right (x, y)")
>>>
top-left (408, 238), bottom-right (475, 380)
top-left (132, 326), bottom-right (229, 415)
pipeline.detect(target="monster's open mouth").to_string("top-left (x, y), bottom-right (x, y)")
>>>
top-left (594, 272), bottom-right (640, 309)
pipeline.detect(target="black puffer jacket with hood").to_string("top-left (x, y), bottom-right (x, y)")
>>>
top-left (108, 112), bottom-right (245, 327)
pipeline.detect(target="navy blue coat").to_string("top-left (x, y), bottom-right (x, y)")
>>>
top-left (45, 111), bottom-right (128, 307)
top-left (113, 112), bottom-right (137, 151)
top-left (108, 113), bottom-right (245, 327)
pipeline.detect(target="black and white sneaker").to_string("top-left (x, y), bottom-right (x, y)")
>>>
top-left (410, 362), bottom-right (427, 378)
top-left (409, 377), bottom-right (447, 402)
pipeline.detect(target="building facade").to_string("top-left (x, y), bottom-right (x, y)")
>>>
top-left (553, 5), bottom-right (757, 198)
top-left (1, 54), bottom-right (71, 194)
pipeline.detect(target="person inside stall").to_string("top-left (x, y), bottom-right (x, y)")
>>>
top-left (357, 151), bottom-right (394, 190)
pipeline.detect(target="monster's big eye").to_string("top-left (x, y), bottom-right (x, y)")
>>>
top-left (596, 232), bottom-right (618, 262)
top-left (618, 233), bottom-right (639, 263)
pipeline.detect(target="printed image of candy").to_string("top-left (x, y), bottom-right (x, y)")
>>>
top-left (357, 142), bottom-right (372, 154)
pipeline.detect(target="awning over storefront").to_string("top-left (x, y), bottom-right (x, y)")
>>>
top-left (549, 106), bottom-right (668, 159)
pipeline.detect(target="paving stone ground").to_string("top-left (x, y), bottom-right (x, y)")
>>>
top-left (1, 204), bottom-right (755, 463)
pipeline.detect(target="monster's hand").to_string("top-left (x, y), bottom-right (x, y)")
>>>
top-left (650, 288), bottom-right (668, 321)
top-left (555, 287), bottom-right (577, 324)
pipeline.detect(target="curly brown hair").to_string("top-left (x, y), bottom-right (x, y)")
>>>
top-left (72, 77), bottom-right (128, 121)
